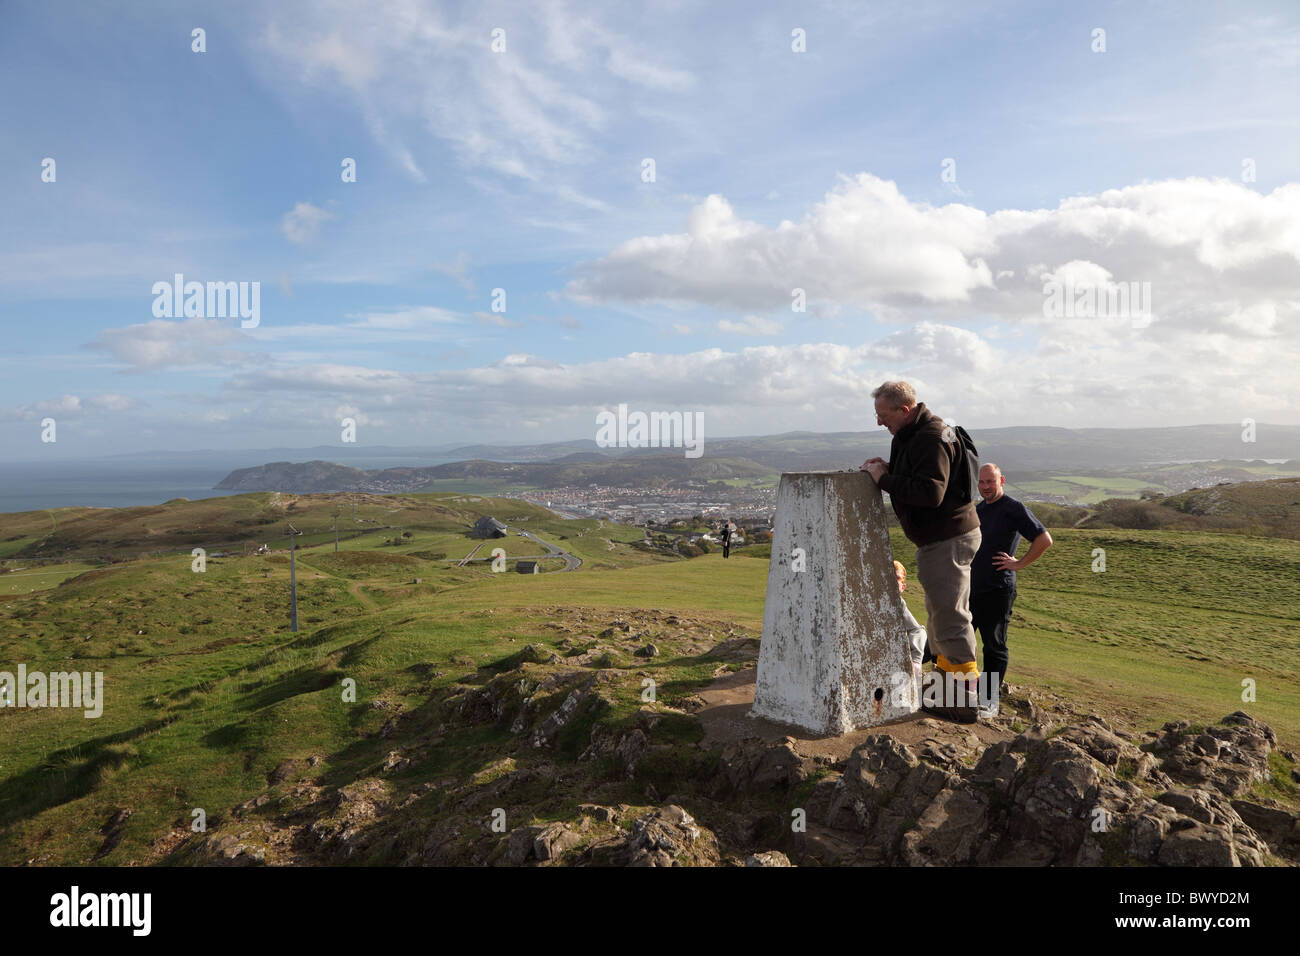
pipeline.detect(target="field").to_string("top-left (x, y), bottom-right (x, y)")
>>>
top-left (1, 492), bottom-right (1297, 865)
top-left (1, 562), bottom-right (99, 595)
top-left (1014, 474), bottom-right (1163, 503)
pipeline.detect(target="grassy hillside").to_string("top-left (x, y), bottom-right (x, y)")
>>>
top-left (215, 456), bottom-right (778, 495)
top-left (1014, 474), bottom-right (1162, 504)
top-left (1085, 476), bottom-right (1300, 538)
top-left (1, 493), bottom-right (1297, 865)
top-left (0, 492), bottom-right (563, 563)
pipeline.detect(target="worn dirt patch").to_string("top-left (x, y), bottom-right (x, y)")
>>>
top-left (696, 666), bottom-right (1016, 764)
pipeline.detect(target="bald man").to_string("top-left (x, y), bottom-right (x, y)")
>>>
top-left (971, 463), bottom-right (1052, 715)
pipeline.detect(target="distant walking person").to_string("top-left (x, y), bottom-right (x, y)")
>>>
top-left (862, 381), bottom-right (982, 722)
top-left (720, 520), bottom-right (732, 558)
top-left (971, 463), bottom-right (1052, 715)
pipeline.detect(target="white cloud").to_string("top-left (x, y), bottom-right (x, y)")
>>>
top-left (718, 315), bottom-right (783, 336)
top-left (564, 175), bottom-right (1300, 349)
top-left (85, 393), bottom-right (140, 412)
top-left (1222, 302), bottom-right (1279, 336)
top-left (522, 217), bottom-right (587, 233)
top-left (64, 166), bottom-right (1300, 438)
top-left (13, 392), bottom-right (141, 421)
top-left (474, 311), bottom-right (522, 328)
top-left (554, 184), bottom-right (613, 212)
top-left (20, 394), bottom-right (82, 419)
top-left (229, 363), bottom-right (414, 394)
top-left (349, 306), bottom-right (460, 330)
top-left (74, 301), bottom-right (1300, 442)
top-left (275, 24), bottom-right (380, 89)
top-left (281, 201), bottom-right (335, 244)
top-left (88, 318), bottom-right (253, 371)
top-left (866, 322), bottom-right (997, 374)
top-left (256, 0), bottom-right (695, 186)
top-left (605, 47), bottom-right (694, 91)
top-left (565, 174), bottom-right (998, 311)
top-left (241, 307), bottom-right (464, 344)
top-left (430, 251), bottom-right (475, 293)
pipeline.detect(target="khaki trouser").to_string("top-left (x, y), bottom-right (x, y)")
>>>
top-left (915, 528), bottom-right (981, 671)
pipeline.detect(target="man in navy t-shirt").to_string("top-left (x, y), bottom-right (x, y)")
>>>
top-left (972, 463), bottom-right (1052, 713)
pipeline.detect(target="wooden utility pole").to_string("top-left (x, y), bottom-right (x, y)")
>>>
top-left (288, 523), bottom-right (304, 632)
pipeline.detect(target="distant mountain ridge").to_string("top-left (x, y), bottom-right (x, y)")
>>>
top-left (215, 456), bottom-right (774, 494)
top-left (213, 424), bottom-right (1300, 493)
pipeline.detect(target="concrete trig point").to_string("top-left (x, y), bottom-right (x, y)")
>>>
top-left (752, 471), bottom-right (918, 735)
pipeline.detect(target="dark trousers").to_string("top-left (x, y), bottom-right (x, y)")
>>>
top-left (722, 541), bottom-right (730, 558)
top-left (970, 586), bottom-right (1016, 687)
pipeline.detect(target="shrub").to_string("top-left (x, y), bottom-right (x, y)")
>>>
top-left (1025, 502), bottom-right (1089, 527)
top-left (1092, 498), bottom-right (1176, 530)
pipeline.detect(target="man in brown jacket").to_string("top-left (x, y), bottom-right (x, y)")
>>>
top-left (861, 381), bottom-right (982, 722)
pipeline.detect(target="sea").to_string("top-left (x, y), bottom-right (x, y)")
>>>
top-left (0, 460), bottom-right (255, 514)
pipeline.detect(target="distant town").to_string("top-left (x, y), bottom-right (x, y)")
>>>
top-left (511, 458), bottom-right (1299, 527)
top-left (204, 435), bottom-right (1300, 532)
top-left (517, 479), bottom-right (777, 525)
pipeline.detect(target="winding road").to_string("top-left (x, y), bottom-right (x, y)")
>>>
top-left (515, 530), bottom-right (582, 571)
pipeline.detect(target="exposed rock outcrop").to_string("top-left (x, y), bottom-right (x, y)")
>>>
top-left (791, 711), bottom-right (1286, 866)
top-left (583, 805), bottom-right (721, 867)
top-left (176, 610), bottom-right (1298, 869)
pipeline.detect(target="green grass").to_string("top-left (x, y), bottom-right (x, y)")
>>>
top-left (939, 527), bottom-right (1300, 743)
top-left (0, 562), bottom-right (100, 595)
top-left (1253, 752), bottom-right (1299, 804)
top-left (716, 476), bottom-right (778, 488)
top-left (414, 478), bottom-right (541, 494)
top-left (0, 536), bottom-right (44, 559)
top-left (1017, 475), bottom-right (1166, 504)
top-left (0, 491), bottom-right (566, 562)
top-left (1054, 475), bottom-right (1161, 491)
top-left (1236, 462), bottom-right (1300, 475)
top-left (1, 492), bottom-right (1298, 865)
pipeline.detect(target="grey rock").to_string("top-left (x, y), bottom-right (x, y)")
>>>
top-left (745, 850), bottom-right (793, 867)
top-left (717, 736), bottom-right (813, 794)
top-left (533, 821), bottom-right (582, 861)
top-left (785, 711), bottom-right (1287, 868)
top-left (578, 803), bottom-right (619, 823)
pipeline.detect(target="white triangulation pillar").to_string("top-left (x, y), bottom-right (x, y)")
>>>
top-left (752, 471), bottom-right (918, 735)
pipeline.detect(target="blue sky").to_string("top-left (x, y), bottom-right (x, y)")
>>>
top-left (3, 0), bottom-right (1299, 459)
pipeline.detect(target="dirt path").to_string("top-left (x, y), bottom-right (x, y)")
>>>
top-left (695, 666), bottom-right (1015, 764)
top-left (346, 580), bottom-right (378, 610)
top-left (291, 556), bottom-right (379, 611)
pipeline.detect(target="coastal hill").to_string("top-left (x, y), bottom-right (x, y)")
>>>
top-left (215, 457), bottom-right (776, 494)
top-left (211, 424), bottom-right (1300, 502)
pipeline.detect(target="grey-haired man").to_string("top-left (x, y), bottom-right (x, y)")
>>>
top-left (862, 381), bottom-right (982, 722)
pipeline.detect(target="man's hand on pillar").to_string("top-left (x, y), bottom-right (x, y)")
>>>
top-left (861, 457), bottom-right (888, 483)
